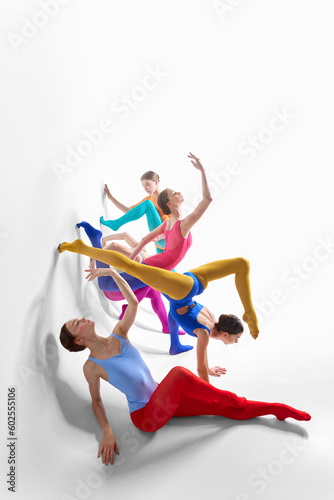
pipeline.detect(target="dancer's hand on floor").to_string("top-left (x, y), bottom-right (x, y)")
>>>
top-left (208, 366), bottom-right (227, 377)
top-left (98, 431), bottom-right (119, 465)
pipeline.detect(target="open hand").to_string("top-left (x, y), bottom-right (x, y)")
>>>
top-left (104, 184), bottom-right (112, 200)
top-left (98, 432), bottom-right (119, 465)
top-left (208, 366), bottom-right (227, 377)
top-left (188, 152), bottom-right (204, 171)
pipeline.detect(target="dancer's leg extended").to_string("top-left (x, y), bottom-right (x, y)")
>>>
top-left (59, 239), bottom-right (193, 300)
top-left (190, 257), bottom-right (259, 338)
top-left (101, 199), bottom-right (163, 233)
top-left (130, 367), bottom-right (311, 432)
top-left (76, 222), bottom-right (146, 291)
top-left (100, 200), bottom-right (166, 253)
top-left (130, 367), bottom-right (245, 431)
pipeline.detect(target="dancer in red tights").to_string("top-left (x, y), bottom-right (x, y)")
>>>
top-left (59, 269), bottom-right (310, 465)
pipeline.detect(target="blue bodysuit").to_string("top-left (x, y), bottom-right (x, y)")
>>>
top-left (88, 333), bottom-right (158, 413)
top-left (164, 272), bottom-right (211, 337)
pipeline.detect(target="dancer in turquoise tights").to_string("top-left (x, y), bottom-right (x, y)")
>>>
top-left (101, 170), bottom-right (168, 253)
top-left (90, 154), bottom-right (213, 350)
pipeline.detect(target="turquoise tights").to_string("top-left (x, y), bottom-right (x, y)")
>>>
top-left (101, 200), bottom-right (165, 253)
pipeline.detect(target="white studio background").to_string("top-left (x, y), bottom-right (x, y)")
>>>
top-left (1, 1), bottom-right (333, 499)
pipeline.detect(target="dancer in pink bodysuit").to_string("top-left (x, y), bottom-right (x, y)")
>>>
top-left (117, 153), bottom-right (213, 353)
top-left (101, 153), bottom-right (209, 273)
top-left (142, 219), bottom-right (192, 270)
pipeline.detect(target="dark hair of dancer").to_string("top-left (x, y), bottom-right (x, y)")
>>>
top-left (60, 323), bottom-right (86, 352)
top-left (140, 171), bottom-right (160, 183)
top-left (214, 314), bottom-right (244, 335)
top-left (157, 189), bottom-right (171, 215)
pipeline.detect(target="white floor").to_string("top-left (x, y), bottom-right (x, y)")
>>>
top-left (1, 1), bottom-right (334, 499)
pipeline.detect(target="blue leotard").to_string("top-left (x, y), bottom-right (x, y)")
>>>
top-left (88, 333), bottom-right (158, 413)
top-left (164, 272), bottom-right (211, 337)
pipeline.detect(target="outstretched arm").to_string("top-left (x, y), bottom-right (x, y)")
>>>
top-left (129, 224), bottom-right (164, 261)
top-left (104, 184), bottom-right (130, 213)
top-left (180, 153), bottom-right (213, 238)
top-left (102, 232), bottom-right (139, 249)
top-left (100, 268), bottom-right (139, 335)
top-left (85, 267), bottom-right (139, 335)
top-left (83, 363), bottom-right (119, 465)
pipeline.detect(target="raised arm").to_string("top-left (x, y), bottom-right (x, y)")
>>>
top-left (83, 363), bottom-right (119, 465)
top-left (128, 224), bottom-right (164, 261)
top-left (85, 267), bottom-right (139, 335)
top-left (180, 153), bottom-right (213, 238)
top-left (104, 184), bottom-right (130, 213)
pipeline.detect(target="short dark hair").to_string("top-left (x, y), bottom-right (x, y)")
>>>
top-left (157, 188), bottom-right (171, 215)
top-left (215, 314), bottom-right (244, 335)
top-left (140, 171), bottom-right (160, 182)
top-left (59, 322), bottom-right (86, 352)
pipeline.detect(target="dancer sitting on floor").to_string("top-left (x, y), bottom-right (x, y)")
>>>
top-left (59, 268), bottom-right (310, 466)
top-left (58, 238), bottom-right (259, 378)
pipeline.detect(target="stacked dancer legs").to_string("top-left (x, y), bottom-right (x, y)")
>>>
top-left (100, 199), bottom-right (166, 253)
top-left (76, 222), bottom-right (176, 334)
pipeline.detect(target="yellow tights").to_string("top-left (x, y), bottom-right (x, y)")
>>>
top-left (59, 239), bottom-right (259, 338)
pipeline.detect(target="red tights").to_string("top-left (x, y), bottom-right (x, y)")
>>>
top-left (130, 367), bottom-right (311, 432)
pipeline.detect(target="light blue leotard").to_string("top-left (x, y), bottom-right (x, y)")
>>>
top-left (88, 333), bottom-right (158, 413)
top-left (164, 272), bottom-right (211, 337)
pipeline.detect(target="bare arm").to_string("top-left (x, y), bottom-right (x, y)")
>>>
top-left (180, 153), bottom-right (213, 238)
top-left (83, 363), bottom-right (119, 465)
top-left (129, 224), bottom-right (164, 261)
top-left (104, 184), bottom-right (130, 213)
top-left (102, 232), bottom-right (139, 249)
top-left (85, 268), bottom-right (138, 336)
top-left (196, 330), bottom-right (210, 383)
top-left (197, 328), bottom-right (227, 379)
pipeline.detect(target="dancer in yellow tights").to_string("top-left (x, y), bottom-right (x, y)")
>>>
top-left (59, 240), bottom-right (259, 383)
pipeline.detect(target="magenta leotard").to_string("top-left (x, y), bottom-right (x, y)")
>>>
top-left (142, 220), bottom-right (192, 271)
